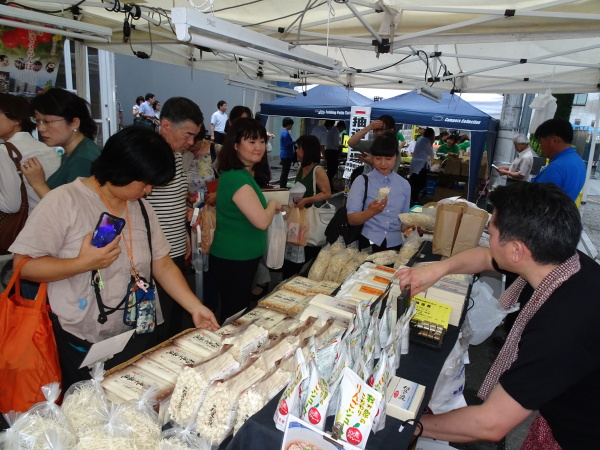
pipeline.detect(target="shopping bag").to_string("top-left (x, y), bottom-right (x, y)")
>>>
top-left (286, 207), bottom-right (309, 246)
top-left (200, 205), bottom-right (216, 254)
top-left (452, 204), bottom-right (489, 255)
top-left (429, 333), bottom-right (468, 414)
top-left (266, 212), bottom-right (286, 269)
top-left (0, 257), bottom-right (61, 413)
top-left (432, 203), bottom-right (465, 257)
top-left (306, 202), bottom-right (336, 247)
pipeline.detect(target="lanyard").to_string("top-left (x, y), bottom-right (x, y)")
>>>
top-left (93, 178), bottom-right (146, 291)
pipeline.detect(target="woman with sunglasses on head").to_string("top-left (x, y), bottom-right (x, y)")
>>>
top-left (20, 88), bottom-right (100, 200)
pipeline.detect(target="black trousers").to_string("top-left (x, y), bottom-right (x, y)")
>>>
top-left (408, 168), bottom-right (428, 206)
top-left (325, 149), bottom-right (340, 182)
top-left (209, 254), bottom-right (261, 323)
top-left (214, 131), bottom-right (225, 144)
top-left (51, 314), bottom-right (157, 392)
top-left (279, 157), bottom-right (294, 188)
top-left (281, 245), bottom-right (322, 280)
top-left (156, 255), bottom-right (189, 342)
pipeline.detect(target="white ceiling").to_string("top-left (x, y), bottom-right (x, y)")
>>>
top-left (7, 0), bottom-right (600, 94)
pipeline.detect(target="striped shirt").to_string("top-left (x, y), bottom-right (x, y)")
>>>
top-left (146, 152), bottom-right (188, 258)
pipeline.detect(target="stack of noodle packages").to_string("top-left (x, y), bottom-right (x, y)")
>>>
top-left (234, 360), bottom-right (294, 434)
top-left (169, 349), bottom-right (240, 427)
top-left (196, 359), bottom-right (267, 445)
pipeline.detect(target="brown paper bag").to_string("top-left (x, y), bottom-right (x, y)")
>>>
top-left (432, 203), bottom-right (465, 256)
top-left (286, 207), bottom-right (309, 246)
top-left (200, 205), bottom-right (216, 254)
top-left (452, 205), bottom-right (489, 255)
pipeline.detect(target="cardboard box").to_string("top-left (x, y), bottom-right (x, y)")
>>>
top-left (433, 187), bottom-right (465, 202)
top-left (443, 154), bottom-right (462, 175)
top-left (386, 376), bottom-right (426, 422)
top-left (460, 158), bottom-right (470, 177)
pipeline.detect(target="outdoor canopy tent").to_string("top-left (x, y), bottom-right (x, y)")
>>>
top-left (260, 85), bottom-right (372, 120)
top-left (369, 91), bottom-right (500, 200)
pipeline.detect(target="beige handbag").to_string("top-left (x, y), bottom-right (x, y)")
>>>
top-left (306, 166), bottom-right (336, 247)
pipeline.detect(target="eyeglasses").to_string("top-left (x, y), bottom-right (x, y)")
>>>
top-left (31, 117), bottom-right (67, 126)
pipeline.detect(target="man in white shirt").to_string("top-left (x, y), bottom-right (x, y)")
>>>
top-left (497, 133), bottom-right (536, 183)
top-left (210, 100), bottom-right (228, 144)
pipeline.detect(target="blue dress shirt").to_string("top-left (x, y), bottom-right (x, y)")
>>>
top-left (347, 169), bottom-right (411, 246)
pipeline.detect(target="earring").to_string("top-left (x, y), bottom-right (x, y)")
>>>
top-left (73, 128), bottom-right (78, 133)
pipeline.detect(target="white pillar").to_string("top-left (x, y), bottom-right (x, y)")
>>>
top-left (582, 96), bottom-right (600, 203)
top-left (98, 49), bottom-right (117, 143)
top-left (491, 94), bottom-right (523, 186)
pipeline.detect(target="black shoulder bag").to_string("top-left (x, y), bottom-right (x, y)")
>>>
top-left (324, 175), bottom-right (368, 245)
top-left (93, 200), bottom-right (157, 334)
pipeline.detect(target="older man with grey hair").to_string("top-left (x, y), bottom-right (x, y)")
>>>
top-left (497, 133), bottom-right (536, 183)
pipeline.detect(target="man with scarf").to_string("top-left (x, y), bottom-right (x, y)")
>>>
top-left (396, 182), bottom-right (600, 449)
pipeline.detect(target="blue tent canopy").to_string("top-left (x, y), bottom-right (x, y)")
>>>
top-left (369, 91), bottom-right (500, 200)
top-left (260, 85), bottom-right (372, 120)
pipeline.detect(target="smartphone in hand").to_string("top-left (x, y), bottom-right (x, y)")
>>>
top-left (491, 164), bottom-right (500, 170)
top-left (91, 212), bottom-right (126, 248)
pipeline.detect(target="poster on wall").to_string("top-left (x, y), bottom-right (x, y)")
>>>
top-left (0, 23), bottom-right (65, 96)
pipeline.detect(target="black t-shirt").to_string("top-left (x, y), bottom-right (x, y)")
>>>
top-left (496, 251), bottom-right (600, 449)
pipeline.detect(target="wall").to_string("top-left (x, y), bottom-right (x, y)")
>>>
top-left (570, 93), bottom-right (600, 128)
top-left (113, 53), bottom-right (277, 130)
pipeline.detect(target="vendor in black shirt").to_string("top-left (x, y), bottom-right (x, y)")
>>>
top-left (397, 182), bottom-right (600, 449)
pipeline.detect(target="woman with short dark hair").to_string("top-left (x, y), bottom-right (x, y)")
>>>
top-left (11, 127), bottom-right (218, 391)
top-left (346, 133), bottom-right (410, 251)
top-left (210, 118), bottom-right (281, 321)
top-left (21, 88), bottom-right (101, 200)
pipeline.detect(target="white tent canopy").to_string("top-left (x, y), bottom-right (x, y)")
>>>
top-left (4, 0), bottom-right (599, 94)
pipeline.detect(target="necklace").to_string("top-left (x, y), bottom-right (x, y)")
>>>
top-left (93, 178), bottom-right (145, 290)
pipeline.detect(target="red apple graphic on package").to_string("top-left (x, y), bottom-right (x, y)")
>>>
top-left (393, 390), bottom-right (399, 398)
top-left (278, 399), bottom-right (288, 416)
top-left (308, 406), bottom-right (321, 424)
top-left (346, 425), bottom-right (363, 445)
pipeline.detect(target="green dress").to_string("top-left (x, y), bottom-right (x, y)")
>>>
top-left (47, 137), bottom-right (101, 189)
top-left (294, 165), bottom-right (321, 207)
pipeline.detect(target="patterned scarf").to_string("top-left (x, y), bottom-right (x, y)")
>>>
top-left (521, 414), bottom-right (562, 450)
top-left (477, 252), bottom-right (580, 449)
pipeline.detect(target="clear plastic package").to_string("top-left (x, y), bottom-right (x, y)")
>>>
top-left (62, 363), bottom-right (109, 435)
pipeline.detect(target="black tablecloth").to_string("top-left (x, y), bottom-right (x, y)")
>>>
top-left (226, 241), bottom-right (464, 450)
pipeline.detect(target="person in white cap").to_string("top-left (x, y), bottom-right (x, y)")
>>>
top-left (496, 133), bottom-right (536, 184)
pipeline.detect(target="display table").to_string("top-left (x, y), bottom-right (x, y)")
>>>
top-left (226, 242), bottom-right (468, 450)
